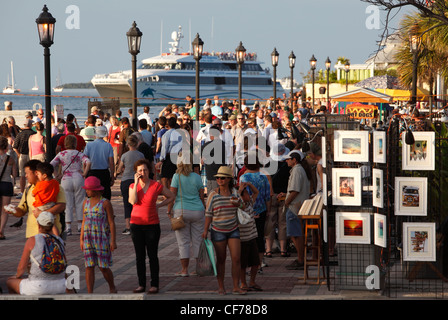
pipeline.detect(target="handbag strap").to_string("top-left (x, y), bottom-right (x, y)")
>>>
top-left (0, 154), bottom-right (10, 181)
top-left (178, 174), bottom-right (183, 217)
top-left (62, 150), bottom-right (81, 176)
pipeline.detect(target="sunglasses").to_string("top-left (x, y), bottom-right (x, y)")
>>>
top-left (216, 176), bottom-right (229, 180)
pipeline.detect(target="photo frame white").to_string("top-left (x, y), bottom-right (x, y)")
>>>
top-left (322, 172), bottom-right (327, 206)
top-left (373, 131), bottom-right (386, 163)
top-left (374, 213), bottom-right (387, 248)
top-left (332, 168), bottom-right (362, 206)
top-left (321, 136), bottom-right (326, 168)
top-left (403, 222), bottom-right (436, 261)
top-left (336, 212), bottom-right (371, 244)
top-left (402, 131), bottom-right (435, 171)
top-left (394, 177), bottom-right (427, 216)
top-left (334, 130), bottom-right (369, 163)
top-left (372, 168), bottom-right (383, 208)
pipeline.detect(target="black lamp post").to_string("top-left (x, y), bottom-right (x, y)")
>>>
top-left (126, 21), bottom-right (143, 130)
top-left (325, 57), bottom-right (331, 110)
top-left (192, 33), bottom-right (204, 121)
top-left (344, 61), bottom-right (350, 92)
top-left (236, 41), bottom-right (246, 112)
top-left (309, 54), bottom-right (317, 109)
top-left (289, 51), bottom-right (296, 110)
top-left (36, 5), bottom-right (56, 162)
top-left (410, 23), bottom-right (421, 106)
top-left (271, 48), bottom-right (279, 108)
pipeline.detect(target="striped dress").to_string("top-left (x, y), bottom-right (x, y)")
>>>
top-left (205, 189), bottom-right (239, 233)
top-left (82, 197), bottom-right (112, 268)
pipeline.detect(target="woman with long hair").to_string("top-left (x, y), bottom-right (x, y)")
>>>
top-left (28, 122), bottom-right (45, 162)
top-left (202, 166), bottom-right (245, 296)
top-left (107, 116), bottom-right (121, 174)
top-left (167, 151), bottom-right (205, 276)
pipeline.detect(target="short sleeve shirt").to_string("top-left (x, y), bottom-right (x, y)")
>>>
top-left (129, 180), bottom-right (164, 225)
top-left (286, 164), bottom-right (310, 214)
top-left (171, 173), bottom-right (204, 211)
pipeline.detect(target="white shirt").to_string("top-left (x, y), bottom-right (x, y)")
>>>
top-left (138, 112), bottom-right (152, 126)
top-left (196, 123), bottom-right (212, 143)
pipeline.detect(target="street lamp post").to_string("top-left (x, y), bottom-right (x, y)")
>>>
top-left (271, 48), bottom-right (279, 108)
top-left (36, 5), bottom-right (56, 162)
top-left (325, 57), bottom-right (331, 110)
top-left (236, 41), bottom-right (246, 112)
top-left (410, 23), bottom-right (421, 107)
top-left (309, 54), bottom-right (317, 109)
top-left (289, 51), bottom-right (296, 110)
top-left (192, 34), bottom-right (204, 121)
top-left (126, 21), bottom-right (143, 130)
top-left (344, 61), bottom-right (350, 92)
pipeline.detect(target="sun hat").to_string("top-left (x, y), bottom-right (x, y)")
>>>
top-left (82, 176), bottom-right (104, 191)
top-left (37, 211), bottom-right (54, 227)
top-left (214, 166), bottom-right (233, 178)
top-left (270, 143), bottom-right (290, 162)
top-left (95, 126), bottom-right (108, 138)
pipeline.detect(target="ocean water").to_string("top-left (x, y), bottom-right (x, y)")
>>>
top-left (0, 89), bottom-right (166, 124)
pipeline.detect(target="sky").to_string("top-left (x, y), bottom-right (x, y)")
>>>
top-left (1, 0), bottom-right (414, 90)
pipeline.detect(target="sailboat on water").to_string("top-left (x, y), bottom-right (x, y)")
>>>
top-left (53, 69), bottom-right (63, 92)
top-left (31, 76), bottom-right (39, 91)
top-left (2, 61), bottom-right (20, 94)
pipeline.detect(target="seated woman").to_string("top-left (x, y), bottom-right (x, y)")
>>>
top-left (6, 211), bottom-right (67, 295)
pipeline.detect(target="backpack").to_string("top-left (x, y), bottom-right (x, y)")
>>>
top-left (31, 233), bottom-right (67, 274)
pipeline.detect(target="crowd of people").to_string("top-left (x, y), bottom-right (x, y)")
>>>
top-left (1, 94), bottom-right (327, 296)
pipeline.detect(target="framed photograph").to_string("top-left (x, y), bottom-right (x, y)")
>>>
top-left (323, 209), bottom-right (328, 243)
top-left (403, 222), bottom-right (436, 261)
top-left (321, 136), bottom-right (326, 168)
top-left (322, 172), bottom-right (327, 206)
top-left (332, 168), bottom-right (362, 206)
top-left (402, 131), bottom-right (435, 171)
top-left (372, 168), bottom-right (383, 208)
top-left (394, 177), bottom-right (427, 216)
top-left (373, 131), bottom-right (386, 163)
top-left (334, 130), bottom-right (369, 163)
top-left (374, 214), bottom-right (387, 248)
top-left (336, 212), bottom-right (371, 244)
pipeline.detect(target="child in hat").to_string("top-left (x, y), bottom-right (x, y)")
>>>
top-left (80, 176), bottom-right (117, 293)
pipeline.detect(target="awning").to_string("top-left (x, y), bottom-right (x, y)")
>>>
top-left (331, 87), bottom-right (392, 104)
top-left (375, 88), bottom-right (430, 102)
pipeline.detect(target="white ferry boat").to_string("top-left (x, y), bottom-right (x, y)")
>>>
top-left (91, 26), bottom-right (284, 106)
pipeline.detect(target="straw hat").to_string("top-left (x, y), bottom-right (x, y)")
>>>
top-left (214, 166), bottom-right (233, 178)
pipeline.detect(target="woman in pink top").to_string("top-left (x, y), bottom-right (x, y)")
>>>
top-left (128, 159), bottom-right (174, 294)
top-left (28, 122), bottom-right (45, 162)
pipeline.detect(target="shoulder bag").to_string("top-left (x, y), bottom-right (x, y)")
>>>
top-left (170, 174), bottom-right (185, 231)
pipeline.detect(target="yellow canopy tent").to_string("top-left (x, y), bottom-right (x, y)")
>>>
top-left (331, 87), bottom-right (392, 104)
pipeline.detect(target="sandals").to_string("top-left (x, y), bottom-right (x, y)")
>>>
top-left (264, 251), bottom-right (273, 258)
top-left (249, 284), bottom-right (263, 291)
top-left (280, 251), bottom-right (290, 257)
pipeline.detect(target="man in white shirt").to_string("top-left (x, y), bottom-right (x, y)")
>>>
top-left (138, 106), bottom-right (152, 127)
top-left (196, 113), bottom-right (213, 144)
top-left (262, 114), bottom-right (274, 148)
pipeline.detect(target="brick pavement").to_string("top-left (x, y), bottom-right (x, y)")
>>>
top-left (0, 179), bottom-right (385, 300)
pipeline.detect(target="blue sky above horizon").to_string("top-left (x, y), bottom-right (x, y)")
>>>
top-left (1, 0), bottom-right (413, 90)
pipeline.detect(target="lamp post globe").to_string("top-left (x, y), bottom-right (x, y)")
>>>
top-left (325, 57), bottom-right (331, 109)
top-left (36, 5), bottom-right (56, 161)
top-left (127, 21), bottom-right (143, 129)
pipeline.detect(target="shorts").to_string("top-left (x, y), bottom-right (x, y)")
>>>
top-left (210, 228), bottom-right (240, 242)
top-left (19, 154), bottom-right (29, 177)
top-left (241, 238), bottom-right (260, 269)
top-left (0, 181), bottom-right (14, 197)
top-left (286, 208), bottom-right (303, 237)
top-left (19, 278), bottom-right (66, 296)
top-left (161, 156), bottom-right (177, 179)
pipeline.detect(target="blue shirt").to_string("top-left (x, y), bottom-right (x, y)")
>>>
top-left (171, 173), bottom-right (204, 211)
top-left (240, 171), bottom-right (270, 216)
top-left (84, 138), bottom-right (114, 170)
top-left (140, 130), bottom-right (153, 147)
top-left (211, 105), bottom-right (223, 117)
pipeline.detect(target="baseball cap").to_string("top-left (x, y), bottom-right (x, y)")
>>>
top-left (95, 126), bottom-right (108, 138)
top-left (36, 211), bottom-right (54, 227)
top-left (284, 150), bottom-right (305, 161)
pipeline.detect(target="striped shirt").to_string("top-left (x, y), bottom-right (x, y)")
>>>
top-left (238, 200), bottom-right (258, 242)
top-left (205, 190), bottom-right (239, 233)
